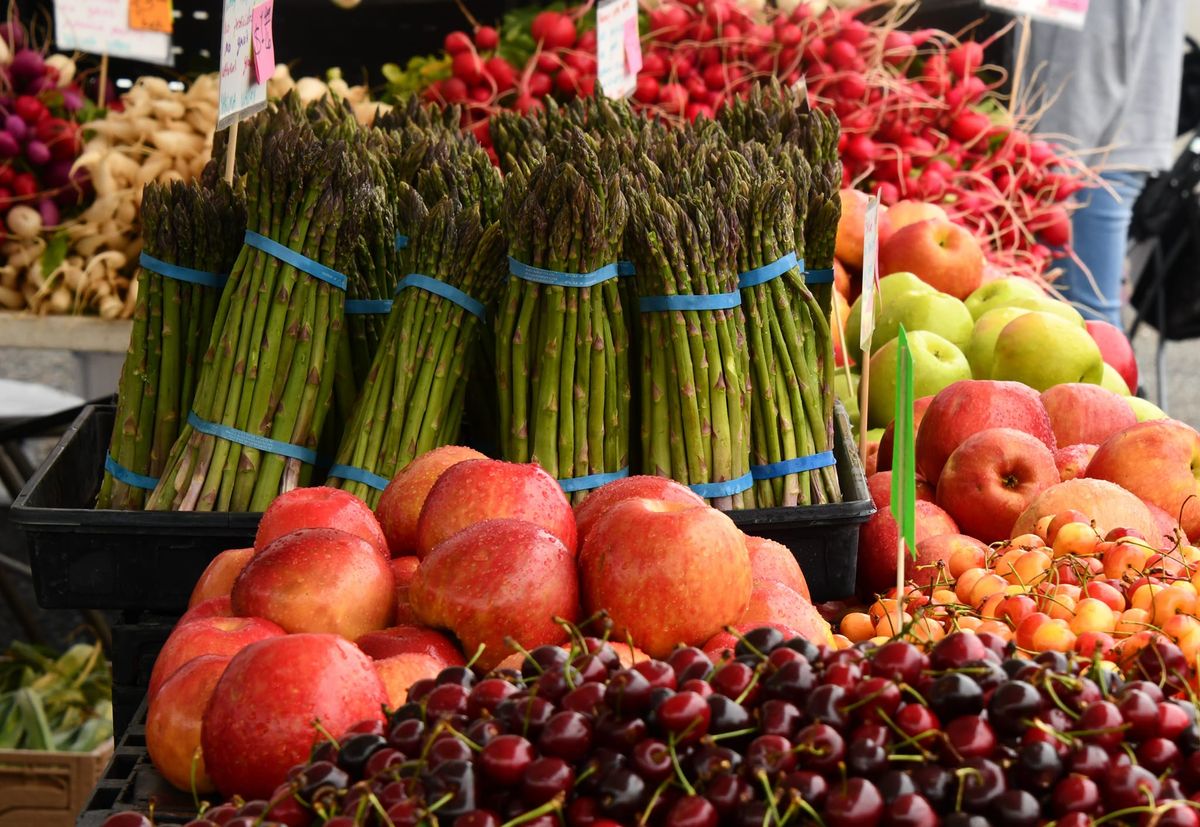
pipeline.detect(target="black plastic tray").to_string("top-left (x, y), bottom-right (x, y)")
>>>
top-left (11, 405), bottom-right (260, 613)
top-left (110, 616), bottom-right (178, 740)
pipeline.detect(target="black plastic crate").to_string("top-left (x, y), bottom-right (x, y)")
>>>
top-left (110, 615), bottom-right (177, 739)
top-left (11, 405), bottom-right (260, 613)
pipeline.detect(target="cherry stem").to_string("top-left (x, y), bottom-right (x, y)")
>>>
top-left (724, 625), bottom-right (768, 660)
top-left (425, 791), bottom-right (456, 814)
top-left (734, 667), bottom-right (764, 706)
top-left (791, 791), bottom-right (827, 827)
top-left (504, 637), bottom-right (541, 674)
top-left (639, 777), bottom-right (673, 826)
top-left (500, 795), bottom-right (564, 827)
top-left (756, 769), bottom-right (783, 826)
top-left (667, 733), bottom-right (697, 797)
top-left (366, 790), bottom-right (396, 827)
top-left (708, 726), bottom-right (759, 742)
top-left (464, 643), bottom-right (487, 671)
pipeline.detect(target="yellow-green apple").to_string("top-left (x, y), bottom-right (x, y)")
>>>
top-left (416, 459), bottom-right (576, 557)
top-left (1084, 419), bottom-right (1200, 538)
top-left (355, 625), bottom-right (464, 665)
top-left (995, 296), bottom-right (1085, 327)
top-left (147, 654), bottom-right (229, 793)
top-left (879, 200), bottom-right (949, 245)
top-left (835, 188), bottom-right (874, 269)
top-left (232, 528), bottom-right (395, 640)
top-left (966, 307), bottom-right (1029, 378)
top-left (738, 580), bottom-right (833, 644)
top-left (573, 475), bottom-right (704, 549)
top-left (910, 534), bottom-right (989, 588)
top-left (1127, 397), bottom-right (1168, 422)
top-left (1055, 444), bottom-right (1098, 481)
top-left (867, 471), bottom-right (935, 506)
top-left (202, 634), bottom-right (388, 799)
top-left (147, 615), bottom-right (285, 701)
top-left (375, 445), bottom-right (486, 556)
top-left (1100, 364), bottom-right (1131, 396)
top-left (864, 427), bottom-right (884, 476)
top-left (1011, 478), bottom-right (1158, 540)
top-left (837, 370), bottom-right (860, 429)
top-left (935, 428), bottom-right (1059, 543)
top-left (745, 535), bottom-right (810, 601)
top-left (1085, 319), bottom-right (1138, 394)
top-left (580, 499), bottom-right (752, 658)
top-left (877, 218), bottom-right (985, 300)
top-left (915, 380), bottom-right (1057, 485)
top-left (411, 518), bottom-right (578, 670)
top-left (375, 653), bottom-right (444, 708)
top-left (845, 272), bottom-right (936, 359)
top-left (965, 277), bottom-right (1045, 320)
top-left (858, 471), bottom-right (958, 596)
top-left (864, 289), bottom-right (975, 355)
top-left (189, 548), bottom-right (253, 608)
top-left (991, 312), bottom-right (1105, 391)
top-left (177, 596), bottom-right (232, 626)
top-left (876, 395), bottom-right (934, 473)
top-left (254, 486), bottom-right (387, 559)
top-left (1040, 383), bottom-right (1137, 447)
top-left (867, 331), bottom-right (972, 427)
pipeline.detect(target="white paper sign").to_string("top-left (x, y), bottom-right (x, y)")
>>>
top-left (597, 0), bottom-right (638, 100)
top-left (218, 0), bottom-right (268, 130)
top-left (983, 0), bottom-right (1089, 30)
top-left (859, 195), bottom-right (881, 352)
top-left (54, 0), bottom-right (172, 65)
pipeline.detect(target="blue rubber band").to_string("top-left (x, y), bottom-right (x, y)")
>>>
top-left (326, 463), bottom-right (391, 491)
top-left (617, 261), bottom-right (636, 277)
top-left (395, 234), bottom-right (409, 250)
top-left (396, 274), bottom-right (486, 321)
top-left (244, 231), bottom-right (348, 291)
top-left (345, 299), bottom-right (394, 315)
top-left (187, 411), bottom-right (322, 466)
top-left (104, 454), bottom-right (159, 491)
top-left (508, 257), bottom-right (620, 288)
top-left (639, 291), bottom-right (742, 313)
top-left (558, 467), bottom-right (629, 494)
top-left (139, 252), bottom-right (228, 289)
top-left (805, 267), bottom-right (834, 284)
top-left (738, 252), bottom-right (801, 289)
top-left (750, 451), bottom-right (836, 481)
top-left (688, 473), bottom-right (754, 499)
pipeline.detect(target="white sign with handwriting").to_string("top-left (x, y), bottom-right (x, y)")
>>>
top-left (597, 0), bottom-right (638, 99)
top-left (218, 0), bottom-right (267, 130)
top-left (983, 0), bottom-right (1089, 30)
top-left (54, 0), bottom-right (172, 64)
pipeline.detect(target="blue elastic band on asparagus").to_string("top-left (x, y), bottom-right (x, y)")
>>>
top-left (104, 454), bottom-right (159, 491)
top-left (396, 274), bottom-right (486, 321)
top-left (139, 252), bottom-right (229, 289)
top-left (639, 291), bottom-right (742, 313)
top-left (750, 451), bottom-right (836, 481)
top-left (738, 252), bottom-right (801, 289)
top-left (326, 464), bottom-right (391, 491)
top-left (186, 411), bottom-right (323, 466)
top-left (688, 473), bottom-right (754, 498)
top-left (344, 299), bottom-right (394, 315)
top-left (805, 267), bottom-right (835, 284)
top-left (617, 261), bottom-right (636, 277)
top-left (557, 467), bottom-right (630, 494)
top-left (508, 257), bottom-right (620, 288)
top-left (244, 231), bottom-right (348, 291)
top-left (396, 234), bottom-right (409, 250)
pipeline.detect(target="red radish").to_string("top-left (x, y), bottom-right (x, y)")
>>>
top-left (577, 75), bottom-right (596, 97)
top-left (470, 120), bottom-right (491, 146)
top-left (474, 26), bottom-right (499, 51)
top-left (468, 86), bottom-right (492, 104)
top-left (577, 29), bottom-right (597, 51)
top-left (642, 51), bottom-right (667, 76)
top-left (948, 41), bottom-right (985, 78)
top-left (530, 11), bottom-right (562, 42)
top-left (440, 77), bottom-right (469, 104)
top-left (1029, 141), bottom-right (1055, 166)
top-left (1032, 206), bottom-right (1071, 247)
top-left (839, 19), bottom-right (870, 46)
top-left (12, 172), bottom-right (35, 198)
top-left (802, 38), bottom-right (826, 63)
top-left (702, 63), bottom-right (726, 92)
top-left (452, 52), bottom-right (485, 85)
top-left (659, 83), bottom-right (689, 115)
top-left (536, 52), bottom-right (561, 73)
top-left (635, 75), bottom-right (661, 104)
top-left (556, 66), bottom-right (582, 95)
top-left (876, 182), bottom-right (900, 204)
top-left (565, 51), bottom-right (596, 74)
top-left (828, 39), bottom-right (858, 70)
top-left (444, 31), bottom-right (473, 55)
top-left (648, 6), bottom-right (690, 42)
top-left (949, 110), bottom-right (990, 143)
top-left (545, 15), bottom-right (578, 49)
top-left (698, 45), bottom-right (721, 68)
top-left (527, 72), bottom-right (553, 98)
top-left (839, 75), bottom-right (867, 101)
top-left (883, 30), bottom-right (915, 64)
top-left (669, 53), bottom-right (695, 81)
top-left (844, 134), bottom-right (879, 163)
top-left (485, 57), bottom-right (517, 92)
top-left (515, 95), bottom-right (544, 114)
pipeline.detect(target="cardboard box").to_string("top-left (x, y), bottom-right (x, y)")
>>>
top-left (0, 741), bottom-right (115, 827)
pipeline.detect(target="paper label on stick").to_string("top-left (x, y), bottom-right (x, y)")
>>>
top-left (218, 0), bottom-right (268, 130)
top-left (623, 16), bottom-right (642, 75)
top-left (859, 194), bottom-right (881, 352)
top-left (983, 0), bottom-right (1088, 30)
top-left (128, 0), bottom-right (171, 33)
top-left (597, 0), bottom-right (638, 99)
top-left (890, 324), bottom-right (917, 557)
top-left (54, 0), bottom-right (173, 64)
top-left (251, 0), bottom-right (274, 85)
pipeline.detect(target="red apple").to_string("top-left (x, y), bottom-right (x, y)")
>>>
top-left (255, 487), bottom-right (388, 559)
top-left (858, 496), bottom-right (958, 597)
top-left (868, 471), bottom-right (935, 506)
top-left (189, 548), bottom-right (253, 608)
top-left (411, 518), bottom-right (578, 670)
top-left (232, 528), bottom-right (395, 640)
top-left (1011, 478), bottom-right (1159, 541)
top-left (916, 380), bottom-right (1056, 485)
top-left (1055, 444), bottom-right (1098, 482)
top-left (876, 396), bottom-right (935, 473)
top-left (877, 218), bottom-right (985, 299)
top-left (146, 654), bottom-right (229, 793)
top-left (1144, 501), bottom-right (1188, 548)
top-left (739, 580), bottom-right (833, 645)
top-left (935, 427), bottom-right (1059, 543)
top-left (573, 475), bottom-right (705, 548)
top-left (580, 499), bottom-right (752, 658)
top-left (178, 596), bottom-right (233, 626)
top-left (745, 535), bottom-right (810, 602)
top-left (202, 634), bottom-right (388, 799)
top-left (416, 460), bottom-right (577, 558)
top-left (1040, 383), bottom-right (1137, 447)
top-left (391, 555), bottom-right (420, 624)
top-left (375, 446), bottom-right (486, 556)
top-left (1085, 419), bottom-right (1200, 539)
top-left (147, 615), bottom-right (285, 701)
top-left (835, 188), bottom-right (872, 270)
top-left (355, 625), bottom-right (464, 666)
top-left (1085, 319), bottom-right (1138, 395)
top-left (878, 200), bottom-right (949, 245)
top-left (375, 653), bottom-right (445, 708)
top-left (910, 534), bottom-right (989, 588)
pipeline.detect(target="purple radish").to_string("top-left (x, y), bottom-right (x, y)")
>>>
top-left (36, 198), bottom-right (58, 226)
top-left (0, 133), bottom-right (19, 158)
top-left (5, 115), bottom-right (26, 142)
top-left (0, 23), bottom-right (25, 49)
top-left (60, 88), bottom-right (84, 112)
top-left (25, 139), bottom-right (49, 166)
top-left (43, 159), bottom-right (72, 189)
top-left (9, 50), bottom-right (43, 84)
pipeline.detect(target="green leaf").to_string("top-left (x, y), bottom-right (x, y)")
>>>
top-left (14, 688), bottom-right (53, 751)
top-left (41, 232), bottom-right (69, 278)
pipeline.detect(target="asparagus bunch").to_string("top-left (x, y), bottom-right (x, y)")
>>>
top-left (97, 177), bottom-right (245, 509)
top-left (147, 125), bottom-right (369, 511)
top-left (496, 129), bottom-right (630, 501)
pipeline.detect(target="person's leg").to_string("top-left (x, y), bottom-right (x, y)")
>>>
top-left (1057, 170), bottom-right (1148, 326)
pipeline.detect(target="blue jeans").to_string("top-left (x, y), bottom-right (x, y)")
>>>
top-left (1057, 170), bottom-right (1148, 327)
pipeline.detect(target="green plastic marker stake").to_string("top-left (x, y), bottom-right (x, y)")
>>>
top-left (890, 324), bottom-right (916, 632)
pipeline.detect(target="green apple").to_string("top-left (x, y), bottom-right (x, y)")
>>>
top-left (845, 272), bottom-right (936, 358)
top-left (1003, 296), bottom-right (1086, 328)
top-left (965, 277), bottom-right (1045, 320)
top-left (990, 311), bottom-right (1105, 391)
top-left (1099, 363), bottom-right (1132, 395)
top-left (867, 331), bottom-right (972, 427)
top-left (873, 290), bottom-right (974, 353)
top-left (835, 368), bottom-right (861, 429)
top-left (1127, 396), bottom-right (1168, 422)
top-left (965, 306), bottom-right (1030, 378)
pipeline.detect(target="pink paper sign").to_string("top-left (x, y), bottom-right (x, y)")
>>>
top-left (623, 16), bottom-right (642, 75)
top-left (251, 0), bottom-right (274, 84)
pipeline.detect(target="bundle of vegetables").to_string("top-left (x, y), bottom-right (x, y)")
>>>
top-left (496, 128), bottom-right (630, 500)
top-left (98, 176), bottom-right (245, 509)
top-left (267, 64), bottom-right (388, 126)
top-left (0, 640), bottom-right (113, 753)
top-left (146, 121), bottom-right (368, 512)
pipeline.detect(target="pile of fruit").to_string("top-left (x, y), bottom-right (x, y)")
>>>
top-left (0, 639), bottom-right (113, 752)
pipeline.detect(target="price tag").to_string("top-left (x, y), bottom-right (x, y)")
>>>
top-left (128, 0), bottom-right (171, 34)
top-left (983, 0), bottom-right (1089, 30)
top-left (218, 0), bottom-right (268, 130)
top-left (54, 0), bottom-right (172, 63)
top-left (251, 0), bottom-right (274, 84)
top-left (859, 195), bottom-right (881, 352)
top-left (596, 0), bottom-right (637, 99)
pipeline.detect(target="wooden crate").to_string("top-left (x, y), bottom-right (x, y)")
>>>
top-left (0, 742), bottom-right (115, 827)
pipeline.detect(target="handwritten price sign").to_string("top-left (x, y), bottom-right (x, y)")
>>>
top-left (128, 0), bottom-right (171, 34)
top-left (54, 0), bottom-right (172, 63)
top-left (596, 0), bottom-right (637, 99)
top-left (218, 0), bottom-right (268, 129)
top-left (251, 0), bottom-right (274, 84)
top-left (983, 0), bottom-right (1089, 30)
